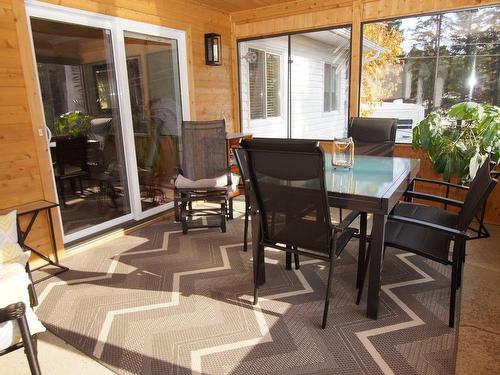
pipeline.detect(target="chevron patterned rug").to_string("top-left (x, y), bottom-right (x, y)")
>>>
top-left (34, 203), bottom-right (457, 375)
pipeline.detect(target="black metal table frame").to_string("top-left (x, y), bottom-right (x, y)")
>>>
top-left (17, 201), bottom-right (69, 290)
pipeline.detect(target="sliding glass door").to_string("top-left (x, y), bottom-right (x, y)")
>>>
top-left (30, 18), bottom-right (132, 239)
top-left (123, 32), bottom-right (182, 213)
top-left (238, 26), bottom-right (351, 140)
top-left (27, 3), bottom-right (190, 243)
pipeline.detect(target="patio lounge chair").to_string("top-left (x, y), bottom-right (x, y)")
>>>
top-left (174, 120), bottom-right (238, 234)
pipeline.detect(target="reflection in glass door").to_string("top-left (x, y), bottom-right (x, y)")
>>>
top-left (30, 18), bottom-right (131, 239)
top-left (123, 32), bottom-right (182, 212)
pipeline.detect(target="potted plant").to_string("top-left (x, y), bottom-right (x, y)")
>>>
top-left (412, 101), bottom-right (499, 183)
top-left (52, 111), bottom-right (92, 139)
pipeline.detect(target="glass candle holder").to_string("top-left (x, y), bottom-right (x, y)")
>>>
top-left (332, 137), bottom-right (354, 168)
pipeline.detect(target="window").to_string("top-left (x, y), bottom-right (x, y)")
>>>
top-left (324, 63), bottom-right (339, 112)
top-left (248, 48), bottom-right (281, 119)
top-left (239, 27), bottom-right (351, 139)
top-left (360, 5), bottom-right (500, 143)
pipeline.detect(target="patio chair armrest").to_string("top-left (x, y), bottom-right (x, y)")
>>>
top-left (388, 215), bottom-right (469, 239)
top-left (403, 191), bottom-right (464, 207)
top-left (334, 210), bottom-right (360, 233)
top-left (0, 302), bottom-right (26, 323)
top-left (412, 177), bottom-right (469, 190)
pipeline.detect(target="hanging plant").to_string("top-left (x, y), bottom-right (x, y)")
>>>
top-left (412, 102), bottom-right (499, 183)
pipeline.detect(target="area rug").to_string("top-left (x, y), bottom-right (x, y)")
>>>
top-left (34, 204), bottom-right (458, 374)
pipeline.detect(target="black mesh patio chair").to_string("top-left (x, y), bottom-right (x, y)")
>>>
top-left (356, 157), bottom-right (497, 327)
top-left (242, 138), bottom-right (358, 329)
top-left (339, 117), bottom-right (398, 222)
top-left (348, 117), bottom-right (398, 157)
top-left (174, 120), bottom-right (233, 234)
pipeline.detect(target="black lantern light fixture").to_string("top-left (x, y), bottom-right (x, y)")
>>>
top-left (205, 33), bottom-right (222, 65)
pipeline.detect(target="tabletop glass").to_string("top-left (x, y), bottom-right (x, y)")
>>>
top-left (324, 154), bottom-right (419, 198)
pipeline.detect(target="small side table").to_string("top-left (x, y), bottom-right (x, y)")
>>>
top-left (14, 200), bottom-right (69, 285)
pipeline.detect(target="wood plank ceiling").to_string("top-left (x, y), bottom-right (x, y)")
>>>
top-left (192, 0), bottom-right (294, 13)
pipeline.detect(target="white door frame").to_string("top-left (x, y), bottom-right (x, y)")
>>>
top-left (25, 1), bottom-right (190, 243)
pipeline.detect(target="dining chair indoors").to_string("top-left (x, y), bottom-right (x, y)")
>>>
top-left (174, 120), bottom-right (238, 234)
top-left (356, 157), bottom-right (497, 327)
top-left (242, 138), bottom-right (359, 329)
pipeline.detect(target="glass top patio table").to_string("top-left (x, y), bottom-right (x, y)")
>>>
top-left (324, 154), bottom-right (420, 214)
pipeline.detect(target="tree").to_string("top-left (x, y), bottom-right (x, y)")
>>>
top-left (360, 21), bottom-right (404, 116)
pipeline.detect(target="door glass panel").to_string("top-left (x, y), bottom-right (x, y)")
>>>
top-left (290, 28), bottom-right (351, 139)
top-left (239, 36), bottom-right (288, 138)
top-left (31, 18), bottom-right (131, 236)
top-left (124, 32), bottom-right (182, 211)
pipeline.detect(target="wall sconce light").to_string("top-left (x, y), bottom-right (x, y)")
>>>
top-left (205, 33), bottom-right (222, 65)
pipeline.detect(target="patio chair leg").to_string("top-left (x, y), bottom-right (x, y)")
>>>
top-left (285, 252), bottom-right (292, 270)
top-left (322, 256), bottom-right (336, 329)
top-left (228, 198), bottom-right (234, 220)
top-left (221, 201), bottom-right (227, 233)
top-left (18, 315), bottom-right (42, 375)
top-left (294, 252), bottom-right (300, 270)
top-left (449, 240), bottom-right (461, 328)
top-left (174, 198), bottom-right (179, 222)
top-left (243, 205), bottom-right (249, 252)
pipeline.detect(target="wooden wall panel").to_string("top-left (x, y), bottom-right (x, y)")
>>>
top-left (0, 0), bottom-right (56, 265)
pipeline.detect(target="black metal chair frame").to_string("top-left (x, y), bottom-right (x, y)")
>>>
top-left (243, 139), bottom-right (358, 329)
top-left (0, 302), bottom-right (41, 375)
top-left (174, 120), bottom-right (232, 234)
top-left (233, 148), bottom-right (251, 252)
top-left (356, 159), bottom-right (498, 327)
top-left (434, 161), bottom-right (499, 240)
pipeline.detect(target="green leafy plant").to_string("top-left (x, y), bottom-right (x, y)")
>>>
top-left (413, 102), bottom-right (499, 183)
top-left (53, 111), bottom-right (92, 137)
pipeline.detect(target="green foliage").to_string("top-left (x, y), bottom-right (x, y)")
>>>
top-left (53, 111), bottom-right (92, 137)
top-left (413, 102), bottom-right (500, 182)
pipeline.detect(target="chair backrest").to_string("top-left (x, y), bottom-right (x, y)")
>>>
top-left (348, 117), bottom-right (398, 157)
top-left (54, 136), bottom-right (88, 175)
top-left (181, 120), bottom-right (228, 180)
top-left (242, 138), bottom-right (332, 254)
top-left (458, 156), bottom-right (498, 231)
top-left (233, 148), bottom-right (249, 181)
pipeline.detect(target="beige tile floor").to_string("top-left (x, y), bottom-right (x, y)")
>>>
top-left (0, 330), bottom-right (113, 374)
top-left (456, 224), bottom-right (500, 374)
top-left (1, 218), bottom-right (499, 375)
